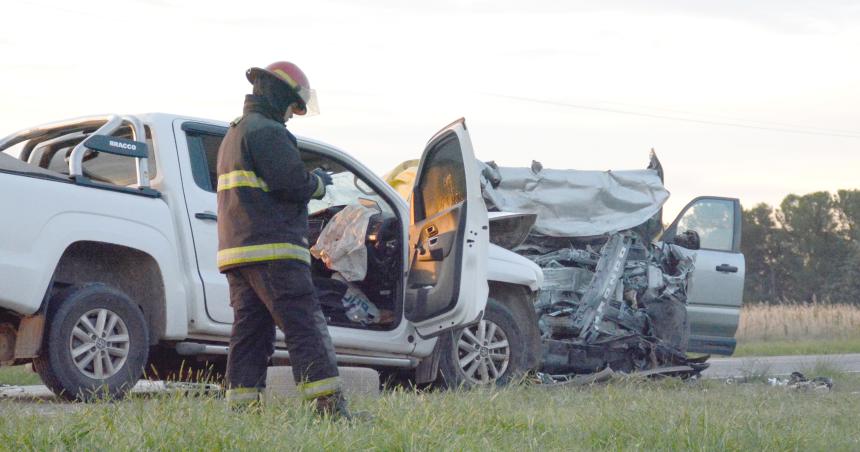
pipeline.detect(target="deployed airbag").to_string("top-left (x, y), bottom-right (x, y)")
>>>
top-left (310, 204), bottom-right (377, 281)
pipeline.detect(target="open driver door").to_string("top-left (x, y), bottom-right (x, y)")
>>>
top-left (404, 118), bottom-right (489, 338)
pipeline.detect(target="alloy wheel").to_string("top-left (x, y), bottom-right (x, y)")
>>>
top-left (68, 308), bottom-right (130, 380)
top-left (454, 319), bottom-right (510, 385)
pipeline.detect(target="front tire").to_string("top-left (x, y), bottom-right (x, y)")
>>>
top-left (33, 284), bottom-right (149, 401)
top-left (437, 297), bottom-right (527, 388)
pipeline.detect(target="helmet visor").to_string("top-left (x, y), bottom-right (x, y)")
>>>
top-left (301, 89), bottom-right (319, 116)
top-left (294, 88), bottom-right (318, 116)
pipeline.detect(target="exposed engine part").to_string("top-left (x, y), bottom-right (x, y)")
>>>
top-left (530, 230), bottom-right (704, 378)
top-left (531, 247), bottom-right (599, 267)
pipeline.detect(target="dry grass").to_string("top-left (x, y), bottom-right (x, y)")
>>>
top-left (733, 303), bottom-right (860, 357)
top-left (737, 303), bottom-right (860, 342)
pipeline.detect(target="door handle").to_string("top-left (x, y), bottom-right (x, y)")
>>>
top-left (195, 212), bottom-right (218, 221)
top-left (716, 264), bottom-right (738, 273)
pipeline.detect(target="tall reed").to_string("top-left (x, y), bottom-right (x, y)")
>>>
top-left (737, 303), bottom-right (860, 341)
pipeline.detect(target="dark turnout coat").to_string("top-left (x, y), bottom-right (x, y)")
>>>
top-left (216, 95), bottom-right (325, 273)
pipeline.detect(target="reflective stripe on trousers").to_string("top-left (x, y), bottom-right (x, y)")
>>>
top-left (226, 387), bottom-right (263, 405)
top-left (297, 376), bottom-right (342, 400)
top-left (217, 243), bottom-right (311, 268)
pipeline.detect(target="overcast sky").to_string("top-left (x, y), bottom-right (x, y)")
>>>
top-left (2, 0), bottom-right (858, 218)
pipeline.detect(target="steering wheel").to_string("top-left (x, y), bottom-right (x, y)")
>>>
top-left (353, 174), bottom-right (376, 196)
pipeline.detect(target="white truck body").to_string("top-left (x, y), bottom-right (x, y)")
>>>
top-left (0, 113), bottom-right (542, 398)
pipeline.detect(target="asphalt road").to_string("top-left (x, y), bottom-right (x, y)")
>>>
top-left (701, 353), bottom-right (860, 379)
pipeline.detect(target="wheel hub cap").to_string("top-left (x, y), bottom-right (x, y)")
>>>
top-left (455, 318), bottom-right (511, 385)
top-left (68, 308), bottom-right (130, 380)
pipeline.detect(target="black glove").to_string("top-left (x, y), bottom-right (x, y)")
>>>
top-left (312, 168), bottom-right (333, 186)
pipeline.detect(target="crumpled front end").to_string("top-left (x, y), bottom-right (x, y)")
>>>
top-left (532, 230), bottom-right (704, 377)
top-left (481, 152), bottom-right (707, 379)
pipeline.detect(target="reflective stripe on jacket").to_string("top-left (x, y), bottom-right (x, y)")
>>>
top-left (216, 95), bottom-right (325, 273)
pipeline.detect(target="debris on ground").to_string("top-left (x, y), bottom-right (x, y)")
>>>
top-left (533, 364), bottom-right (705, 388)
top-left (768, 372), bottom-right (834, 392)
top-left (533, 367), bottom-right (616, 387)
top-left (0, 384), bottom-right (26, 398)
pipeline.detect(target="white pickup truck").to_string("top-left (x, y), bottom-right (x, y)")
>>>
top-left (0, 114), bottom-right (543, 400)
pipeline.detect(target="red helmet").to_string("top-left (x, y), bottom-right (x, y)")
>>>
top-left (246, 61), bottom-right (317, 115)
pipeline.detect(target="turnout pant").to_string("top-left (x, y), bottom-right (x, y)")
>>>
top-left (224, 260), bottom-right (341, 404)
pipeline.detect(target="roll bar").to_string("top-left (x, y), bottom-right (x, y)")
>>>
top-left (0, 114), bottom-right (151, 190)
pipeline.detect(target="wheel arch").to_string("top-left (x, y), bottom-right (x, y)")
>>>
top-left (487, 281), bottom-right (542, 371)
top-left (47, 241), bottom-right (167, 346)
top-left (415, 281), bottom-right (541, 385)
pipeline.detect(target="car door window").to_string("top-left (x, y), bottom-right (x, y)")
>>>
top-left (183, 127), bottom-right (392, 215)
top-left (676, 198), bottom-right (735, 251)
top-left (414, 134), bottom-right (466, 222)
top-left (185, 132), bottom-right (222, 192)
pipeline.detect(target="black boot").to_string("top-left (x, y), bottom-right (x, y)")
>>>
top-left (313, 391), bottom-right (371, 421)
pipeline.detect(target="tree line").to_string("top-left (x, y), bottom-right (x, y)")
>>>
top-left (741, 189), bottom-right (860, 304)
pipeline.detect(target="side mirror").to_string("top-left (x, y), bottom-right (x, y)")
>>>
top-left (671, 229), bottom-right (701, 250)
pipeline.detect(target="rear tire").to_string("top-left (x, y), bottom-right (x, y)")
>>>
top-left (33, 283), bottom-right (149, 401)
top-left (436, 297), bottom-right (527, 388)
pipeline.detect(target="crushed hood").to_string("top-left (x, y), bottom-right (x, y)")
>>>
top-left (481, 160), bottom-right (669, 238)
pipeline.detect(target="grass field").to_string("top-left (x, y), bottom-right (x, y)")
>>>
top-left (734, 337), bottom-right (860, 357)
top-left (2, 304), bottom-right (859, 449)
top-left (1, 373), bottom-right (859, 451)
top-left (734, 303), bottom-right (860, 357)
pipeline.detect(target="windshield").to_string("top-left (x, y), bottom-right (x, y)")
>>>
top-left (308, 171), bottom-right (393, 215)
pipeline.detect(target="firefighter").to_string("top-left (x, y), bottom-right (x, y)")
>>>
top-left (216, 61), bottom-right (351, 418)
